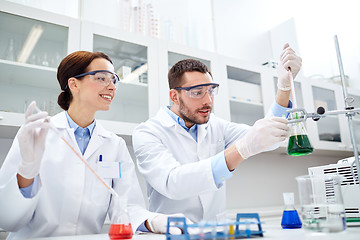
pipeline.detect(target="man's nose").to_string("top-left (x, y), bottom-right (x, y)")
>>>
top-left (203, 90), bottom-right (213, 104)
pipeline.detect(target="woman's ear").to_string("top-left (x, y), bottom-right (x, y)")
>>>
top-left (169, 89), bottom-right (179, 105)
top-left (68, 77), bottom-right (79, 93)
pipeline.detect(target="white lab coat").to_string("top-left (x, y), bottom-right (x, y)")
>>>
top-left (0, 111), bottom-right (156, 239)
top-left (133, 108), bottom-right (254, 222)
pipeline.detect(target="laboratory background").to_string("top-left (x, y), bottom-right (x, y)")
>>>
top-left (0, 0), bottom-right (360, 239)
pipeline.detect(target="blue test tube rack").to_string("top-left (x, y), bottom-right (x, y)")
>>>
top-left (166, 213), bottom-right (264, 239)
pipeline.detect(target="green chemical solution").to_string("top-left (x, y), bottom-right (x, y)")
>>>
top-left (287, 134), bottom-right (313, 156)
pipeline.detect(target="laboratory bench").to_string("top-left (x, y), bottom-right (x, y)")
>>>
top-left (27, 218), bottom-right (360, 240)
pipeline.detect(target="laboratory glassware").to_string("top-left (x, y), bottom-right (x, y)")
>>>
top-left (296, 175), bottom-right (346, 233)
top-left (108, 196), bottom-right (133, 239)
top-left (286, 70), bottom-right (313, 156)
top-left (287, 36), bottom-right (360, 185)
top-left (4, 38), bottom-right (16, 61)
top-left (287, 112), bottom-right (313, 156)
top-left (281, 192), bottom-right (302, 229)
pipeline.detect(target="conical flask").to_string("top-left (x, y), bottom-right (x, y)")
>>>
top-left (108, 196), bottom-right (133, 239)
top-left (281, 192), bottom-right (302, 229)
top-left (287, 112), bottom-right (313, 156)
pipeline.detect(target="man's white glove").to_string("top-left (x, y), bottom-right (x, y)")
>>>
top-left (277, 43), bottom-right (302, 91)
top-left (147, 213), bottom-right (194, 235)
top-left (235, 117), bottom-right (289, 159)
top-left (17, 101), bottom-right (50, 179)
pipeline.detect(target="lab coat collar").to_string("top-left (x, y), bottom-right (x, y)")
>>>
top-left (83, 123), bottom-right (111, 159)
top-left (51, 112), bottom-right (113, 158)
top-left (158, 107), bottom-right (178, 127)
top-left (158, 107), bottom-right (210, 142)
top-left (158, 107), bottom-right (210, 129)
top-left (51, 111), bottom-right (71, 129)
top-left (51, 112), bottom-right (112, 138)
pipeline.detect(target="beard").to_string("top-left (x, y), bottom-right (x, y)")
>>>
top-left (178, 97), bottom-right (212, 125)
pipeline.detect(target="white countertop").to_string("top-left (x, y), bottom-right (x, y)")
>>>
top-left (28, 218), bottom-right (360, 240)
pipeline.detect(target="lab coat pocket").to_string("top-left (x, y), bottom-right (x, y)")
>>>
top-left (210, 139), bottom-right (225, 155)
top-left (97, 161), bottom-right (121, 179)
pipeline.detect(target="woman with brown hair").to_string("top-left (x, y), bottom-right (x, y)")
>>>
top-left (0, 51), bottom-right (183, 239)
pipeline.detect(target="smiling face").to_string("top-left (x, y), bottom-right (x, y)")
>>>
top-left (69, 58), bottom-right (116, 114)
top-left (170, 71), bottom-right (214, 128)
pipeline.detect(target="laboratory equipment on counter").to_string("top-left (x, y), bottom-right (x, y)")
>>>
top-left (109, 197), bottom-right (133, 240)
top-left (34, 105), bottom-right (120, 198)
top-left (281, 192), bottom-right (302, 229)
top-left (165, 213), bottom-right (263, 239)
top-left (287, 70), bottom-right (313, 156)
top-left (296, 174), bottom-right (346, 233)
top-left (309, 158), bottom-right (360, 227)
top-left (287, 35), bottom-right (360, 189)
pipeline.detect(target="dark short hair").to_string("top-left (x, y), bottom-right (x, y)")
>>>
top-left (168, 59), bottom-right (212, 89)
top-left (57, 51), bottom-right (112, 110)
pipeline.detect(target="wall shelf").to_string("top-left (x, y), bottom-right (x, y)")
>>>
top-left (0, 59), bottom-right (58, 89)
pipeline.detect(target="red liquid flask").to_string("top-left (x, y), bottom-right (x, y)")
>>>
top-left (109, 223), bottom-right (133, 239)
top-left (109, 196), bottom-right (133, 239)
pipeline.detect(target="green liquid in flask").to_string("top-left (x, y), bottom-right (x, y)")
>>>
top-left (287, 135), bottom-right (313, 156)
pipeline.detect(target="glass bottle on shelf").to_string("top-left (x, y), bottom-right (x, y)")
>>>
top-left (4, 38), bottom-right (16, 61)
top-left (108, 196), bottom-right (133, 239)
top-left (42, 52), bottom-right (49, 67)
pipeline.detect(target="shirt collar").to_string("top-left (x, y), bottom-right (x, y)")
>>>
top-left (165, 106), bottom-right (198, 133)
top-left (65, 111), bottom-right (96, 136)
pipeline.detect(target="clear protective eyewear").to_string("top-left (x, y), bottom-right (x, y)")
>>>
top-left (174, 83), bottom-right (219, 99)
top-left (74, 70), bottom-right (120, 88)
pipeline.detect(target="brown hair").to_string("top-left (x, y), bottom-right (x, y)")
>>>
top-left (57, 51), bottom-right (112, 110)
top-left (168, 59), bottom-right (212, 89)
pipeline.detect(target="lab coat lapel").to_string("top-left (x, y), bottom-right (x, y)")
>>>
top-left (83, 123), bottom-right (110, 159)
top-left (197, 122), bottom-right (209, 144)
top-left (51, 112), bottom-right (82, 156)
top-left (158, 108), bottom-right (194, 140)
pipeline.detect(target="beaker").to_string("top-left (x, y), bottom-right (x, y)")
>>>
top-left (108, 196), bottom-right (133, 239)
top-left (296, 175), bottom-right (346, 233)
top-left (287, 112), bottom-right (313, 156)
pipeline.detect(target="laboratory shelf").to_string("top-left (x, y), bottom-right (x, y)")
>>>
top-left (0, 111), bottom-right (136, 144)
top-left (0, 59), bottom-right (58, 89)
top-left (1, 0), bottom-right (359, 156)
top-left (227, 65), bottom-right (261, 85)
top-left (229, 98), bottom-right (263, 107)
top-left (168, 51), bottom-right (211, 71)
top-left (0, 111), bottom-right (24, 138)
top-left (229, 98), bottom-right (264, 126)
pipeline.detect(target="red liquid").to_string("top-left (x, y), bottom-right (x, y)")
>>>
top-left (108, 223), bottom-right (133, 239)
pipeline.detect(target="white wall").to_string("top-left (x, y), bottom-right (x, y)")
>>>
top-left (213, 0), bottom-right (360, 89)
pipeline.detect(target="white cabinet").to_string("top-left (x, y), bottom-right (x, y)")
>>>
top-left (157, 40), bottom-right (217, 110)
top-left (301, 79), bottom-right (349, 151)
top-left (0, 2), bottom-right (80, 138)
top-left (261, 67), bottom-right (353, 153)
top-left (0, 2), bottom-right (358, 155)
top-left (80, 21), bottom-right (159, 128)
top-left (218, 56), bottom-right (266, 125)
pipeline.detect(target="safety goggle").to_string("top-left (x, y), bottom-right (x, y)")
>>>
top-left (73, 70), bottom-right (120, 88)
top-left (174, 83), bottom-right (219, 99)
